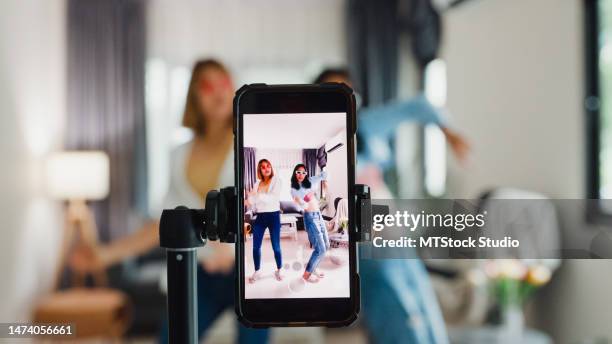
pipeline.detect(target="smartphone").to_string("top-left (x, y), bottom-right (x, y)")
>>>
top-left (234, 83), bottom-right (359, 327)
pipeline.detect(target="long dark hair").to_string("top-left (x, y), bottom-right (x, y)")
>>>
top-left (291, 164), bottom-right (311, 190)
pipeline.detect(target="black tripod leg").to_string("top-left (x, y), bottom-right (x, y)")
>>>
top-left (166, 249), bottom-right (198, 344)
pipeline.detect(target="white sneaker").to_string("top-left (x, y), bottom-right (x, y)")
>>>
top-left (274, 270), bottom-right (283, 281)
top-left (313, 270), bottom-right (325, 278)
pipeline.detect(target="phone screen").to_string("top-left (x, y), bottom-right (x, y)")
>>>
top-left (242, 112), bottom-right (350, 300)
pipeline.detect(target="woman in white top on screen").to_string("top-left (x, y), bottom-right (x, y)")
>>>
top-left (245, 159), bottom-right (283, 283)
top-left (68, 59), bottom-right (268, 343)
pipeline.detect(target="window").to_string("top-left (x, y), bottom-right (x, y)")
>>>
top-left (423, 59), bottom-right (448, 197)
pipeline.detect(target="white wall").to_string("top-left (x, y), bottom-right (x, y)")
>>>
top-left (146, 0), bottom-right (347, 83)
top-left (444, 0), bottom-right (583, 199)
top-left (443, 0), bottom-right (612, 342)
top-left (0, 0), bottom-right (66, 321)
top-left (244, 113), bottom-right (347, 149)
top-left (323, 143), bottom-right (349, 216)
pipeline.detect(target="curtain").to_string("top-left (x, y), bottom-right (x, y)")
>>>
top-left (404, 0), bottom-right (441, 67)
top-left (347, 0), bottom-right (400, 107)
top-left (302, 149), bottom-right (318, 177)
top-left (347, 0), bottom-right (441, 106)
top-left (65, 0), bottom-right (147, 242)
top-left (317, 145), bottom-right (329, 198)
top-left (244, 147), bottom-right (257, 191)
top-left (317, 145), bottom-right (328, 168)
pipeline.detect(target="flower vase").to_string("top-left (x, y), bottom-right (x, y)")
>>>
top-left (499, 303), bottom-right (524, 343)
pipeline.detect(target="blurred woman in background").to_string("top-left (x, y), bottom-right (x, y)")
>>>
top-left (70, 59), bottom-right (269, 344)
top-left (315, 68), bottom-right (465, 343)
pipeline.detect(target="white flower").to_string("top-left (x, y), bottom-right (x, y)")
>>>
top-left (485, 259), bottom-right (527, 280)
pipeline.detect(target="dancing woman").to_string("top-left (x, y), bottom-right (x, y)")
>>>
top-left (290, 164), bottom-right (329, 283)
top-left (246, 159), bottom-right (283, 283)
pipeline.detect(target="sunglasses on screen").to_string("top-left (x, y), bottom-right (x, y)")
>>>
top-left (295, 171), bottom-right (308, 176)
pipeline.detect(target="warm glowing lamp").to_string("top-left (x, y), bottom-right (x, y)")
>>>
top-left (45, 151), bottom-right (110, 287)
top-left (46, 151), bottom-right (110, 201)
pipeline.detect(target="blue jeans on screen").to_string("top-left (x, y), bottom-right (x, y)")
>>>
top-left (251, 211), bottom-right (282, 270)
top-left (303, 211), bottom-right (329, 273)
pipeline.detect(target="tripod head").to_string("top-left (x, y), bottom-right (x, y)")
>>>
top-left (159, 187), bottom-right (238, 252)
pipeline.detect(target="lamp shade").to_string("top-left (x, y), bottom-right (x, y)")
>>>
top-left (45, 151), bottom-right (110, 200)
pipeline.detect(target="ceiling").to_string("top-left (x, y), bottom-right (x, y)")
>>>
top-left (243, 112), bottom-right (346, 149)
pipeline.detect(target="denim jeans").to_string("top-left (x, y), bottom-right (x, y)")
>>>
top-left (251, 211), bottom-right (282, 270)
top-left (360, 257), bottom-right (449, 344)
top-left (159, 266), bottom-right (269, 344)
top-left (303, 211), bottom-right (329, 273)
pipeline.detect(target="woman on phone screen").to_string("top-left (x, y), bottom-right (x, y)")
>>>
top-left (245, 159), bottom-right (283, 283)
top-left (290, 164), bottom-right (329, 283)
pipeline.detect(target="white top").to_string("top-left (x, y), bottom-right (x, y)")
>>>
top-left (158, 140), bottom-right (234, 293)
top-left (157, 140), bottom-right (235, 257)
top-left (290, 170), bottom-right (327, 211)
top-left (159, 141), bottom-right (234, 213)
top-left (248, 176), bottom-right (282, 213)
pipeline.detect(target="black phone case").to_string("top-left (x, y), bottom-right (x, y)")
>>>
top-left (233, 83), bottom-right (360, 328)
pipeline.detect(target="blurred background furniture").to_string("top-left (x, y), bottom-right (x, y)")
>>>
top-left (34, 287), bottom-right (131, 340)
top-left (448, 326), bottom-right (551, 344)
top-left (280, 200), bottom-right (305, 231)
top-left (280, 214), bottom-right (299, 240)
top-left (428, 188), bottom-right (561, 341)
top-left (35, 151), bottom-right (133, 340)
top-left (108, 250), bottom-right (167, 336)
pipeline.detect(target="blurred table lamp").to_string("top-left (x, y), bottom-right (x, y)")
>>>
top-left (37, 151), bottom-right (131, 339)
top-left (45, 151), bottom-right (110, 287)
